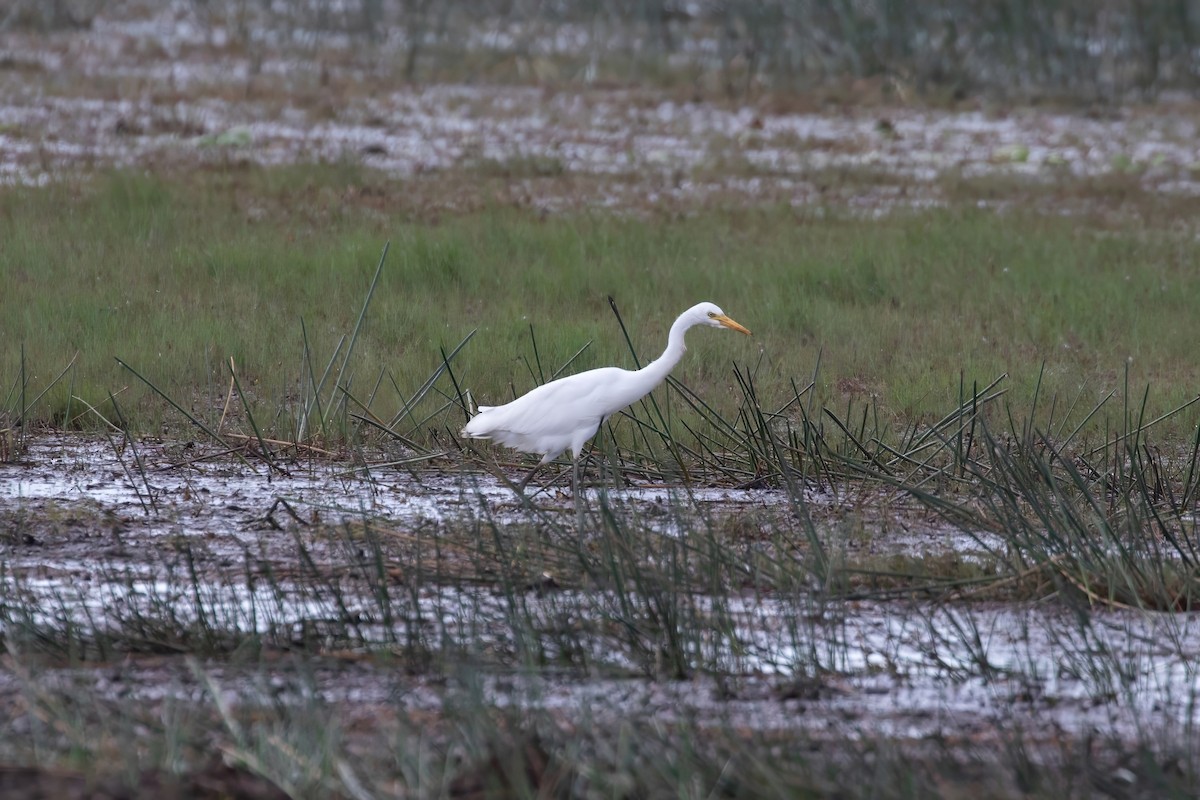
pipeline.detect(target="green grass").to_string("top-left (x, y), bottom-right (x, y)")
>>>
top-left (3, 166), bottom-right (1199, 452)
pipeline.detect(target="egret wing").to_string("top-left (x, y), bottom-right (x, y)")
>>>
top-left (461, 367), bottom-right (628, 459)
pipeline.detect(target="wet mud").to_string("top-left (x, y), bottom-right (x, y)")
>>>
top-left (3, 2), bottom-right (1200, 215)
top-left (1, 434), bottom-right (1197, 767)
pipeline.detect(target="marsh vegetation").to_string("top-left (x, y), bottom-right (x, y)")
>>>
top-left (3, 2), bottom-right (1200, 798)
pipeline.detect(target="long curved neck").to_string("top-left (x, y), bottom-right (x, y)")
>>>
top-left (636, 313), bottom-right (691, 386)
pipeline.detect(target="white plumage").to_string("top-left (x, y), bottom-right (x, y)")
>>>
top-left (460, 301), bottom-right (751, 490)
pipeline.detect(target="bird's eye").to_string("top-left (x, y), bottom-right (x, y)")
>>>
top-left (707, 312), bottom-right (716, 318)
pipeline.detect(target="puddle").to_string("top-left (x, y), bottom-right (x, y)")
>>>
top-left (0, 433), bottom-right (789, 531)
top-left (0, 435), bottom-right (993, 572)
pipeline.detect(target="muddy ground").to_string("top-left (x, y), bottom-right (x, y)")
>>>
top-left (3, 1), bottom-right (1200, 218)
top-left (1, 434), bottom-right (1198, 796)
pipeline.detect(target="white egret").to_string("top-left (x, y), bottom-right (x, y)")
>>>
top-left (460, 301), bottom-right (752, 492)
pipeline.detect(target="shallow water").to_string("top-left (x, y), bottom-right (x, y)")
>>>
top-left (1, 434), bottom-right (1197, 750)
top-left (0, 433), bottom-right (993, 568)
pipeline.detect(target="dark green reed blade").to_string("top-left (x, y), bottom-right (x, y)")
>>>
top-left (440, 343), bottom-right (469, 423)
top-left (550, 340), bottom-right (593, 380)
top-left (115, 356), bottom-right (251, 469)
top-left (229, 357), bottom-right (287, 476)
top-left (105, 391), bottom-right (156, 516)
top-left (18, 351), bottom-right (79, 424)
top-left (388, 329), bottom-right (476, 431)
top-left (333, 240), bottom-right (389, 404)
top-left (607, 295), bottom-right (686, 478)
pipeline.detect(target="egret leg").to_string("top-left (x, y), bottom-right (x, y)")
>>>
top-left (572, 457), bottom-right (583, 530)
top-left (516, 463), bottom-right (541, 496)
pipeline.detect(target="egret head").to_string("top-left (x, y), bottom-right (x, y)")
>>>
top-left (694, 302), bottom-right (752, 336)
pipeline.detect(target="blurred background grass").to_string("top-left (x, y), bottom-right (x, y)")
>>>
top-left (12, 0), bottom-right (1199, 103)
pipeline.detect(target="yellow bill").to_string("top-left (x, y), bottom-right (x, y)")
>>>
top-left (714, 314), bottom-right (752, 336)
